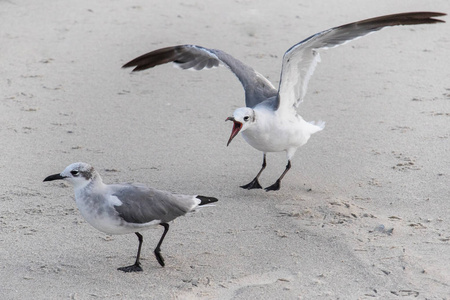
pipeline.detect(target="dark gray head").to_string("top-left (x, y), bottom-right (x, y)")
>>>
top-left (44, 162), bottom-right (99, 189)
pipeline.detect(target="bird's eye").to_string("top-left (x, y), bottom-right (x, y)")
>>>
top-left (70, 170), bottom-right (79, 176)
top-left (243, 116), bottom-right (250, 121)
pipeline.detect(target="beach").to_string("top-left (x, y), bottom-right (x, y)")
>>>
top-left (1, 0), bottom-right (449, 299)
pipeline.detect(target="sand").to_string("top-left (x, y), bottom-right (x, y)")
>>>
top-left (1, 0), bottom-right (449, 299)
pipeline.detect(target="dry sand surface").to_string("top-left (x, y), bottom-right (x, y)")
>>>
top-left (1, 0), bottom-right (449, 299)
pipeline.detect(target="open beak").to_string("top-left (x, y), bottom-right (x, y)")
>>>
top-left (43, 173), bottom-right (65, 182)
top-left (225, 117), bottom-right (242, 146)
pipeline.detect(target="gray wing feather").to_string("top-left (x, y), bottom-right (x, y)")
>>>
top-left (112, 184), bottom-right (196, 224)
top-left (276, 12), bottom-right (446, 112)
top-left (123, 45), bottom-right (278, 108)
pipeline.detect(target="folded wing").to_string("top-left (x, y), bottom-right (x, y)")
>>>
top-left (112, 184), bottom-right (196, 224)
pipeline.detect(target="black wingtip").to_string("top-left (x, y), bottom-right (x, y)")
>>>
top-left (121, 46), bottom-right (181, 72)
top-left (196, 195), bottom-right (219, 205)
top-left (121, 61), bottom-right (139, 71)
top-left (121, 58), bottom-right (144, 71)
top-left (354, 12), bottom-right (447, 28)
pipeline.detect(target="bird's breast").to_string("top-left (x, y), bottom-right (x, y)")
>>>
top-left (242, 114), bottom-right (312, 153)
top-left (75, 192), bottom-right (125, 234)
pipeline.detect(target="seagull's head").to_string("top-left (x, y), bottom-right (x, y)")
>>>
top-left (44, 162), bottom-right (98, 189)
top-left (225, 107), bottom-right (255, 146)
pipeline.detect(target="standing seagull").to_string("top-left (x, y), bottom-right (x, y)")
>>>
top-left (44, 162), bottom-right (218, 272)
top-left (123, 12), bottom-right (445, 191)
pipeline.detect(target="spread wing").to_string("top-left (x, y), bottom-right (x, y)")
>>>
top-left (275, 12), bottom-right (446, 112)
top-left (123, 45), bottom-right (278, 108)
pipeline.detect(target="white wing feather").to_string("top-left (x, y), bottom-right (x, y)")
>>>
top-left (275, 12), bottom-right (446, 112)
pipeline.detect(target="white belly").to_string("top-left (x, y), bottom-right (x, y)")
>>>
top-left (241, 115), bottom-right (317, 153)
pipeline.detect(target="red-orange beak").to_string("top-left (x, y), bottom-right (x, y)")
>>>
top-left (225, 117), bottom-right (242, 146)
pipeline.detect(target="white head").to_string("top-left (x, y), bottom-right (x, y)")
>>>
top-left (44, 162), bottom-right (99, 190)
top-left (225, 107), bottom-right (256, 146)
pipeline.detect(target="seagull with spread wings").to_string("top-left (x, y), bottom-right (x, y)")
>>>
top-left (123, 12), bottom-right (445, 191)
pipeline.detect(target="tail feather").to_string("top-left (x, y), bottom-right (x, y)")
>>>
top-left (309, 120), bottom-right (325, 133)
top-left (310, 120), bottom-right (325, 130)
top-left (196, 195), bottom-right (219, 206)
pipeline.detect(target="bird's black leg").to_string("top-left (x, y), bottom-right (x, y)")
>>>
top-left (118, 232), bottom-right (144, 272)
top-left (241, 154), bottom-right (266, 190)
top-left (265, 160), bottom-right (291, 192)
top-left (154, 223), bottom-right (170, 267)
